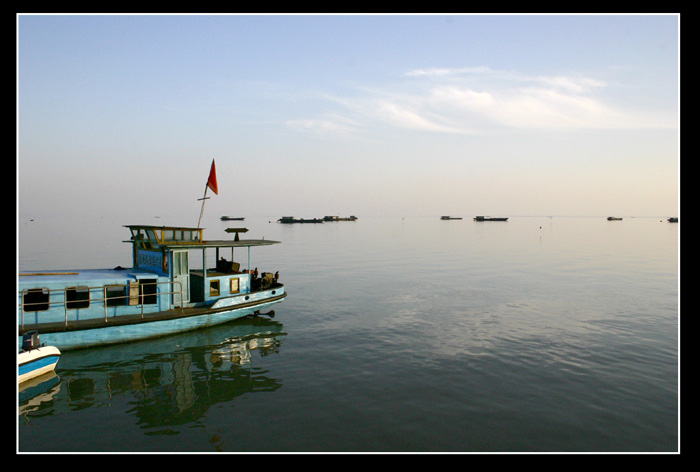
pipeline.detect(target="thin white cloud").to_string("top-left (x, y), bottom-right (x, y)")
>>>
top-left (290, 66), bottom-right (676, 137)
top-left (373, 100), bottom-right (464, 134)
top-left (535, 75), bottom-right (607, 94)
top-left (405, 66), bottom-right (495, 77)
top-left (285, 115), bottom-right (361, 137)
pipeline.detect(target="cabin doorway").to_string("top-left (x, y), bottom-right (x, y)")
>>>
top-left (171, 250), bottom-right (190, 307)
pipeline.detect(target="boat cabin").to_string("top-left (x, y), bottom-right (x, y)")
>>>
top-left (126, 224), bottom-right (279, 305)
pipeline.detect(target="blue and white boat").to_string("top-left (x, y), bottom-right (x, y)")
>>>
top-left (18, 224), bottom-right (287, 351)
top-left (18, 331), bottom-right (61, 383)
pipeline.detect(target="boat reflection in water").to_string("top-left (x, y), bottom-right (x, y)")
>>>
top-left (18, 371), bottom-right (62, 419)
top-left (18, 317), bottom-right (286, 432)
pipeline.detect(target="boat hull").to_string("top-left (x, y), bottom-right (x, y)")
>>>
top-left (19, 291), bottom-right (286, 351)
top-left (18, 346), bottom-right (61, 383)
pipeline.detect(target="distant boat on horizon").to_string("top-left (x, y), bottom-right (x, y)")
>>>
top-left (440, 216), bottom-right (463, 220)
top-left (473, 216), bottom-right (508, 222)
top-left (221, 216), bottom-right (245, 221)
top-left (277, 216), bottom-right (324, 224)
top-left (607, 217), bottom-right (623, 221)
top-left (323, 216), bottom-right (358, 222)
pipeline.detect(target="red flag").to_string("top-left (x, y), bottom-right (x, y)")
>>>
top-left (206, 159), bottom-right (218, 195)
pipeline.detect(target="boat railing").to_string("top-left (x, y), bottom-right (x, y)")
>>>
top-left (19, 280), bottom-right (183, 329)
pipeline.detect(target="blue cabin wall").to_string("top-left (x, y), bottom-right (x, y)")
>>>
top-left (190, 272), bottom-right (251, 304)
top-left (18, 269), bottom-right (171, 326)
top-left (133, 248), bottom-right (168, 276)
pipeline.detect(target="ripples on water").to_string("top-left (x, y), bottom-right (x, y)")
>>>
top-left (18, 215), bottom-right (678, 452)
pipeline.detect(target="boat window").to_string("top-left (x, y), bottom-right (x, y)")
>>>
top-left (66, 286), bottom-right (90, 309)
top-left (105, 285), bottom-right (127, 307)
top-left (145, 229), bottom-right (157, 248)
top-left (23, 288), bottom-right (49, 312)
top-left (210, 279), bottom-right (220, 297)
top-left (131, 228), bottom-right (156, 249)
top-left (230, 278), bottom-right (240, 294)
top-left (140, 279), bottom-right (158, 305)
top-left (131, 229), bottom-right (146, 249)
top-left (158, 228), bottom-right (201, 242)
top-left (184, 230), bottom-right (199, 241)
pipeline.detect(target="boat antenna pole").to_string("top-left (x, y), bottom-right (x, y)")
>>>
top-left (197, 159), bottom-right (218, 228)
top-left (197, 185), bottom-right (210, 228)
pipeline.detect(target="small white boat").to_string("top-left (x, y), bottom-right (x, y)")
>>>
top-left (18, 331), bottom-right (61, 384)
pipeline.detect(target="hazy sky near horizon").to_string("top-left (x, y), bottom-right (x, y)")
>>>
top-left (17, 14), bottom-right (679, 220)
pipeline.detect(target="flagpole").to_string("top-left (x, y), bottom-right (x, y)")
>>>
top-left (198, 159), bottom-right (218, 228)
top-left (197, 185), bottom-right (210, 228)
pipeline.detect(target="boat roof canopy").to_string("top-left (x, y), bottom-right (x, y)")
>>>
top-left (124, 225), bottom-right (280, 249)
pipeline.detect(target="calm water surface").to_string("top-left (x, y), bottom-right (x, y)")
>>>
top-left (17, 215), bottom-right (679, 452)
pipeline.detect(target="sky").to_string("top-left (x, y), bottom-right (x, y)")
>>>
top-left (17, 14), bottom-right (679, 220)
